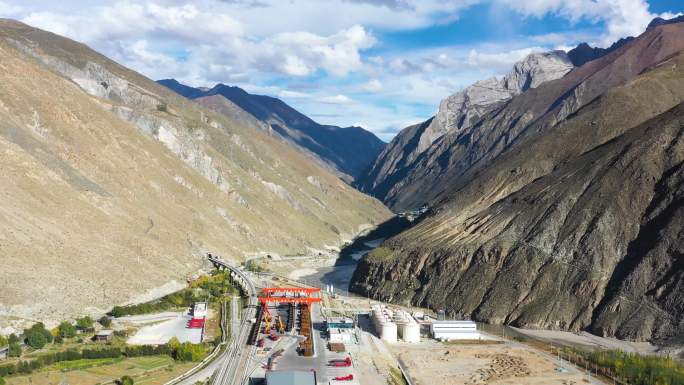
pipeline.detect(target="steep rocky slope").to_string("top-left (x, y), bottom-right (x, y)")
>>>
top-left (351, 23), bottom-right (684, 343)
top-left (356, 51), bottom-right (573, 209)
top-left (0, 19), bottom-right (391, 327)
top-left (358, 22), bottom-right (684, 211)
top-left (158, 79), bottom-right (385, 181)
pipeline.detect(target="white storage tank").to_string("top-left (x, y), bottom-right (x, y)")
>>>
top-left (379, 321), bottom-right (397, 343)
top-left (402, 322), bottom-right (420, 343)
top-left (393, 310), bottom-right (420, 343)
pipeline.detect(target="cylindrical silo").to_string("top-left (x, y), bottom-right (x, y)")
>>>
top-left (402, 322), bottom-right (420, 343)
top-left (379, 320), bottom-right (397, 343)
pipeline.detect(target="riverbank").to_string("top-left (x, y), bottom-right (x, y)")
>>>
top-left (254, 215), bottom-right (414, 295)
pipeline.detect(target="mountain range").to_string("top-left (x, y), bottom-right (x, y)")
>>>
top-left (351, 19), bottom-right (684, 344)
top-left (0, 18), bottom-right (390, 327)
top-left (158, 79), bottom-right (385, 182)
top-left (355, 50), bottom-right (575, 209)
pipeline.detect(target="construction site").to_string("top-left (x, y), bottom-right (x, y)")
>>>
top-left (235, 249), bottom-right (609, 385)
top-left (245, 286), bottom-right (359, 385)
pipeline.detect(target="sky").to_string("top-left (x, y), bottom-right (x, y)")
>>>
top-left (0, 0), bottom-right (682, 141)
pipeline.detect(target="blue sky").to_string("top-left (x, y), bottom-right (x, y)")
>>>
top-left (1, 0), bottom-right (681, 140)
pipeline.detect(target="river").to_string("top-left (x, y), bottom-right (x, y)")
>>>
top-left (298, 215), bottom-right (413, 296)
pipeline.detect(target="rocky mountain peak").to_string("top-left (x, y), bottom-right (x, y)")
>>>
top-left (420, 50), bottom-right (573, 154)
top-left (567, 37), bottom-right (634, 67)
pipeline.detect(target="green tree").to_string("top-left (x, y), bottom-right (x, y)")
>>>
top-left (8, 334), bottom-right (19, 344)
top-left (173, 342), bottom-right (206, 362)
top-left (24, 323), bottom-right (52, 348)
top-left (58, 322), bottom-right (77, 338)
top-left (244, 260), bottom-right (263, 272)
top-left (0, 375), bottom-right (6, 385)
top-left (118, 375), bottom-right (134, 385)
top-left (27, 331), bottom-right (47, 349)
top-left (99, 316), bottom-right (112, 328)
top-left (168, 337), bottom-right (181, 353)
top-left (8, 342), bottom-right (21, 357)
top-left (0, 335), bottom-right (7, 347)
top-left (76, 316), bottom-right (94, 331)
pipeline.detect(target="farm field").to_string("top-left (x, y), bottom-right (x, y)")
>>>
top-left (4, 356), bottom-right (195, 385)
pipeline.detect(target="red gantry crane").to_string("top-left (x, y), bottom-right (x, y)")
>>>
top-left (255, 287), bottom-right (322, 356)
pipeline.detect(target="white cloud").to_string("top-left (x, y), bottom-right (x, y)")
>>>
top-left (267, 25), bottom-right (376, 77)
top-left (23, 3), bottom-right (243, 44)
top-left (0, 1), bottom-right (22, 16)
top-left (19, 4), bottom-right (377, 81)
top-left (466, 47), bottom-right (544, 69)
top-left (496, 0), bottom-right (680, 46)
top-left (363, 79), bottom-right (383, 92)
top-left (277, 90), bottom-right (311, 99)
top-left (320, 94), bottom-right (353, 104)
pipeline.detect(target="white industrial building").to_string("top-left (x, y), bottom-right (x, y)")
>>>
top-left (430, 320), bottom-right (479, 340)
top-left (329, 328), bottom-right (353, 343)
top-left (326, 317), bottom-right (355, 344)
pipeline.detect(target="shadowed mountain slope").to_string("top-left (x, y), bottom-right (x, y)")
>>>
top-left (158, 79), bottom-right (385, 181)
top-left (351, 22), bottom-right (684, 344)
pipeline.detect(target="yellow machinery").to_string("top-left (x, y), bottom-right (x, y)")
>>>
top-left (277, 315), bottom-right (285, 333)
top-left (262, 308), bottom-right (272, 333)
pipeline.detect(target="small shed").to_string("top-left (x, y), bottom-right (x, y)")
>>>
top-left (94, 330), bottom-right (114, 342)
top-left (0, 345), bottom-right (8, 360)
top-left (193, 302), bottom-right (208, 318)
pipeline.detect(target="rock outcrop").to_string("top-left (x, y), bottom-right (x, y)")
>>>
top-left (351, 21), bottom-right (684, 344)
top-left (356, 51), bottom-right (573, 209)
top-left (0, 19), bottom-right (391, 327)
top-left (158, 79), bottom-right (385, 182)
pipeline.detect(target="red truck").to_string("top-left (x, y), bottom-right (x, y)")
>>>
top-left (268, 331), bottom-right (280, 341)
top-left (333, 374), bottom-right (353, 381)
top-left (328, 357), bottom-right (352, 367)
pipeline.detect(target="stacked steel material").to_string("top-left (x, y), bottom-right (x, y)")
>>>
top-left (392, 309), bottom-right (420, 343)
top-left (370, 304), bottom-right (397, 343)
top-left (287, 303), bottom-right (296, 331)
top-left (299, 304), bottom-right (314, 356)
top-left (248, 303), bottom-right (265, 345)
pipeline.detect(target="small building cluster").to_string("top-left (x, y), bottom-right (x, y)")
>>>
top-left (371, 305), bottom-right (480, 343)
top-left (326, 317), bottom-right (354, 344)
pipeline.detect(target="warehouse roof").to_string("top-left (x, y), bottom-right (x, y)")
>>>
top-left (265, 370), bottom-right (316, 385)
